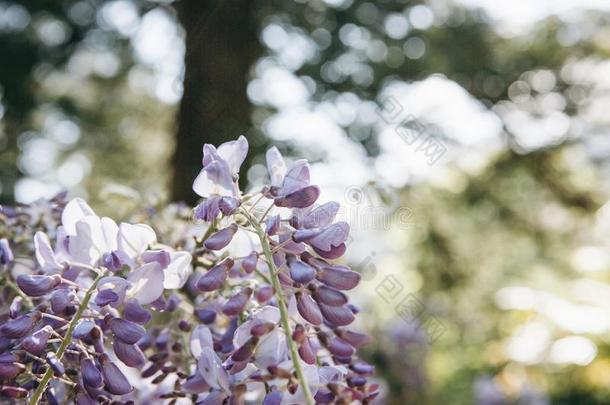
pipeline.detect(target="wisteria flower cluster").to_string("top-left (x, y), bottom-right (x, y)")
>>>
top-left (0, 136), bottom-right (377, 404)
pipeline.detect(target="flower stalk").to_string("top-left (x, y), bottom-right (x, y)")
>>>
top-left (240, 208), bottom-right (315, 405)
top-left (29, 271), bottom-right (105, 405)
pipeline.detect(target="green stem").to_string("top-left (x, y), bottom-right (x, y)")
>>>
top-left (29, 272), bottom-right (105, 405)
top-left (240, 209), bottom-right (315, 405)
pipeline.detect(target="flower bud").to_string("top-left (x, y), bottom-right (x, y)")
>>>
top-left (312, 285), bottom-right (348, 306)
top-left (255, 285), bottom-right (274, 303)
top-left (50, 288), bottom-right (74, 315)
top-left (124, 299), bottom-right (152, 324)
top-left (274, 185), bottom-right (320, 208)
top-left (319, 304), bottom-right (354, 327)
top-left (288, 258), bottom-right (316, 284)
top-left (204, 224), bottom-right (238, 250)
top-left (102, 251), bottom-right (123, 271)
top-left (100, 355), bottom-right (133, 395)
top-left (250, 322), bottom-right (274, 337)
top-left (81, 358), bottom-right (103, 389)
top-left (22, 325), bottom-right (52, 355)
top-left (108, 318), bottom-right (145, 345)
top-left (195, 308), bottom-right (217, 324)
top-left (9, 297), bottom-right (21, 319)
top-left (141, 250), bottom-right (171, 268)
top-left (241, 251), bottom-right (258, 274)
top-left (328, 337), bottom-right (355, 357)
top-left (219, 196), bottom-right (239, 215)
top-left (0, 386), bottom-right (27, 399)
top-left (196, 258), bottom-right (233, 291)
top-left (0, 362), bottom-right (25, 379)
top-left (265, 215), bottom-right (280, 236)
top-left (114, 340), bottom-right (146, 368)
top-left (296, 293), bottom-right (322, 326)
top-left (316, 266), bottom-right (360, 290)
top-left (222, 288), bottom-right (252, 316)
top-left (95, 289), bottom-right (118, 307)
top-left (16, 274), bottom-right (61, 297)
top-left (299, 337), bottom-right (316, 365)
top-left (1, 312), bottom-right (40, 338)
top-left (231, 337), bottom-right (257, 362)
top-left (46, 352), bottom-right (65, 376)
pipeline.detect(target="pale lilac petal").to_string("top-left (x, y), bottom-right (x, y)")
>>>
top-left (118, 223), bottom-right (156, 260)
top-left (308, 222), bottom-right (350, 252)
top-left (217, 135), bottom-right (248, 174)
top-left (266, 146), bottom-right (287, 187)
top-left (97, 277), bottom-right (129, 305)
top-left (34, 231), bottom-right (62, 273)
top-left (163, 251), bottom-right (192, 289)
top-left (126, 262), bottom-right (164, 305)
top-left (254, 329), bottom-right (287, 369)
top-left (278, 160), bottom-right (310, 196)
top-left (61, 198), bottom-right (95, 235)
top-left (301, 202), bottom-right (340, 229)
top-left (190, 325), bottom-right (214, 358)
top-left (197, 346), bottom-right (230, 392)
top-left (193, 161), bottom-right (235, 198)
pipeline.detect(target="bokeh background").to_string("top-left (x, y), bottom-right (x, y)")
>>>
top-left (2, 0), bottom-right (610, 403)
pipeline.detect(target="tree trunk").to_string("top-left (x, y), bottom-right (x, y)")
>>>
top-left (171, 0), bottom-right (260, 203)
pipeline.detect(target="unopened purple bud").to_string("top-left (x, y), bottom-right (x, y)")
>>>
top-left (155, 329), bottom-right (170, 350)
top-left (100, 355), bottom-right (133, 395)
top-left (102, 251), bottom-right (123, 271)
top-left (328, 337), bottom-right (355, 357)
top-left (316, 266), bottom-right (360, 290)
top-left (95, 289), bottom-right (118, 307)
top-left (250, 322), bottom-right (275, 337)
top-left (351, 361), bottom-right (375, 375)
top-left (81, 358), bottom-right (103, 389)
top-left (204, 224), bottom-right (238, 250)
top-left (319, 304), bottom-right (355, 327)
top-left (195, 308), bottom-right (217, 324)
top-left (299, 337), bottom-right (316, 365)
top-left (50, 289), bottom-right (74, 315)
top-left (0, 386), bottom-right (27, 399)
top-left (165, 294), bottom-right (181, 312)
top-left (218, 196), bottom-right (239, 215)
top-left (231, 337), bottom-right (257, 362)
top-left (109, 318), bottom-right (145, 345)
top-left (314, 390), bottom-right (335, 404)
top-left (0, 361), bottom-right (25, 379)
top-left (22, 325), bottom-right (52, 355)
top-left (1, 312), bottom-right (40, 338)
top-left (141, 250), bottom-right (171, 268)
top-left (296, 293), bottom-right (322, 326)
top-left (124, 299), bottom-right (151, 324)
top-left (255, 285), bottom-right (274, 303)
top-left (313, 286), bottom-right (348, 306)
top-left (313, 243), bottom-right (347, 259)
top-left (222, 287), bottom-right (252, 316)
top-left (72, 320), bottom-right (95, 339)
top-left (274, 185), bottom-right (320, 208)
top-left (196, 258), bottom-right (233, 291)
top-left (292, 229), bottom-right (319, 243)
top-left (114, 340), bottom-right (146, 368)
top-left (45, 387), bottom-right (59, 405)
top-left (262, 391), bottom-right (282, 405)
top-left (265, 215), bottom-right (280, 235)
top-left (339, 330), bottom-right (372, 348)
top-left (288, 258), bottom-right (316, 284)
top-left (0, 238), bottom-right (14, 265)
top-left (16, 274), bottom-right (61, 297)
top-left (46, 352), bottom-right (65, 376)
top-left (241, 251), bottom-right (258, 274)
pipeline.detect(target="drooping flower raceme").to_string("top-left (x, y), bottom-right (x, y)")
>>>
top-left (0, 136), bottom-right (377, 404)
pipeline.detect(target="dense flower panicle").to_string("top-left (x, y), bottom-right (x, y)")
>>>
top-left (0, 136), bottom-right (376, 404)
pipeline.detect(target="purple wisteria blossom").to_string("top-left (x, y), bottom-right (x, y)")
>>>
top-left (0, 136), bottom-right (375, 404)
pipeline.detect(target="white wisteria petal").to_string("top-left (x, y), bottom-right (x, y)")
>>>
top-left (97, 276), bottom-right (129, 304)
top-left (118, 223), bottom-right (156, 260)
top-left (190, 325), bottom-right (214, 358)
top-left (34, 231), bottom-right (62, 273)
top-left (62, 198), bottom-right (96, 235)
top-left (197, 346), bottom-right (230, 392)
top-left (126, 262), bottom-right (164, 305)
top-left (163, 251), bottom-right (192, 289)
top-left (217, 135), bottom-right (248, 174)
top-left (266, 146), bottom-right (287, 188)
top-left (254, 329), bottom-right (287, 370)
